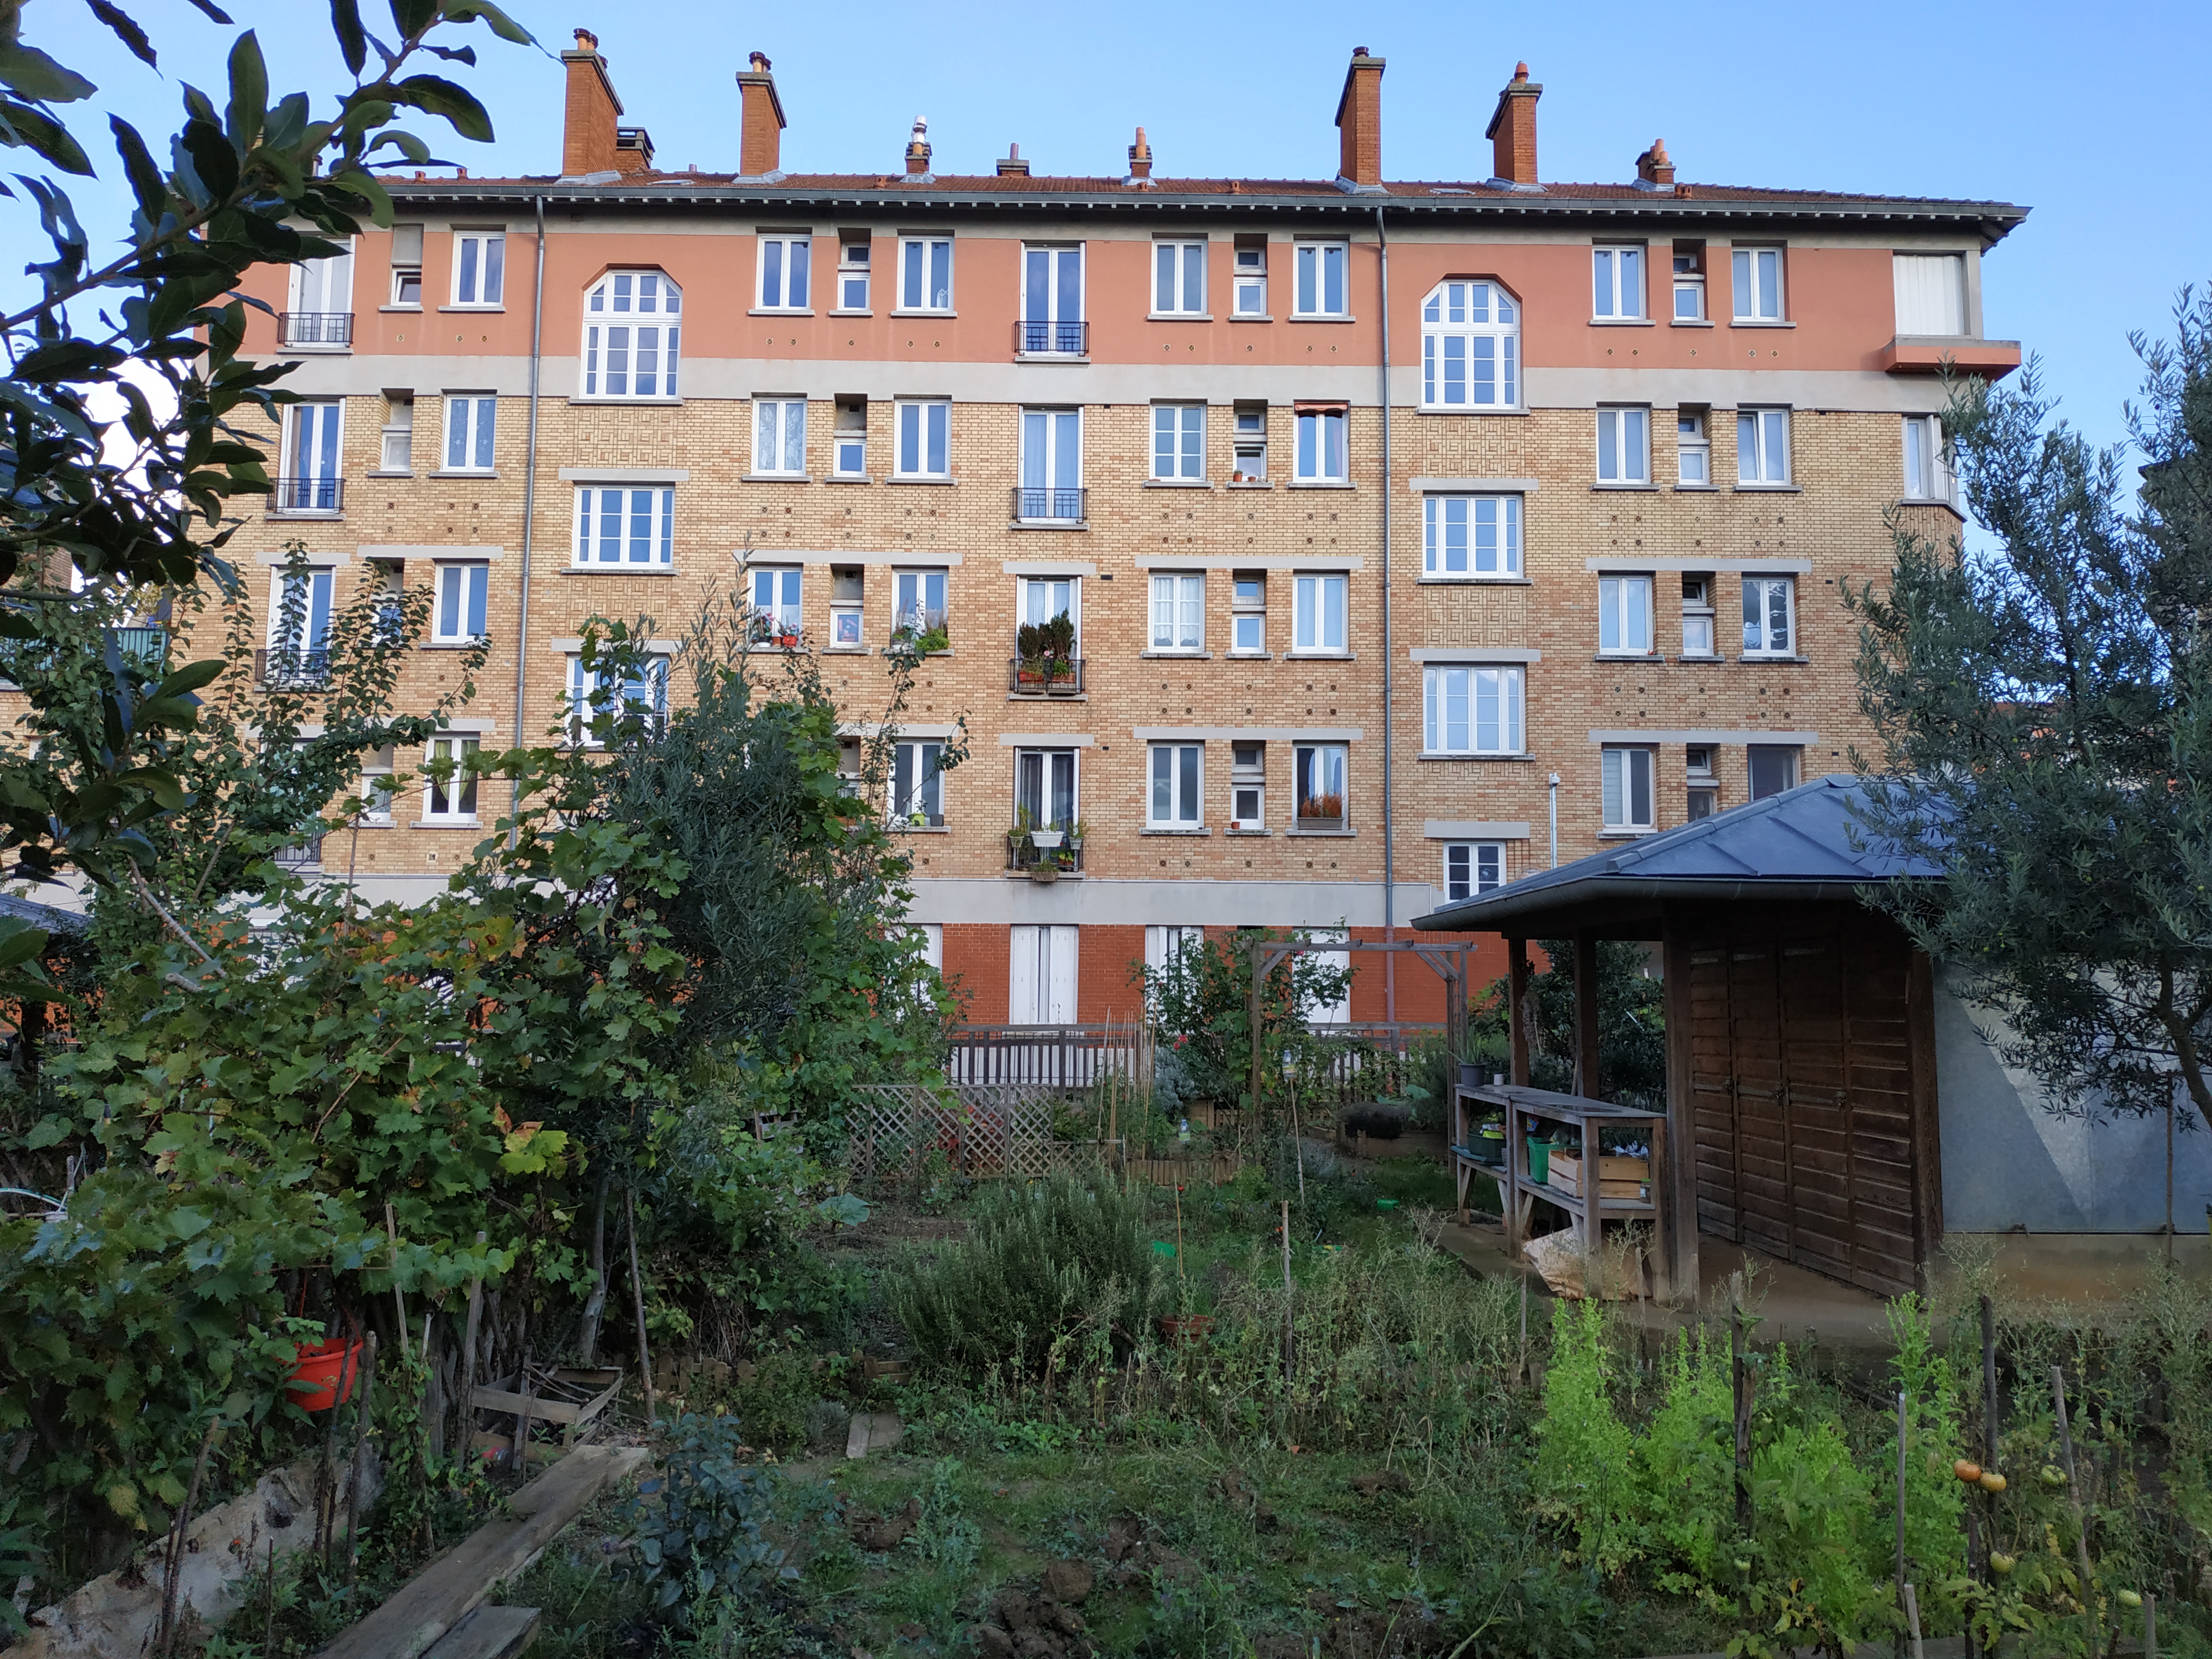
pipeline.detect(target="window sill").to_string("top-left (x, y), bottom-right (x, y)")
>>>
top-left (1415, 404), bottom-right (1530, 417)
top-left (888, 476), bottom-right (954, 486)
top-left (1147, 312), bottom-right (1213, 322)
top-left (1417, 575), bottom-right (1531, 586)
top-left (1678, 653), bottom-right (1724, 664)
top-left (748, 307), bottom-right (816, 317)
top-left (1229, 314), bottom-right (1274, 324)
top-left (568, 397), bottom-right (683, 406)
top-left (1599, 828), bottom-right (1659, 839)
top-left (891, 824), bottom-right (951, 833)
top-left (1141, 826), bottom-right (1212, 836)
top-left (430, 470), bottom-right (498, 479)
top-left (1732, 483), bottom-right (1802, 493)
top-left (267, 510), bottom-right (346, 521)
top-left (1144, 479), bottom-right (1213, 489)
top-left (1013, 353), bottom-right (1090, 365)
top-left (1740, 654), bottom-right (1810, 665)
top-left (1284, 651), bottom-right (1354, 661)
top-left (829, 307), bottom-right (873, 318)
top-left (275, 345), bottom-right (351, 357)
top-left (1591, 483), bottom-right (1660, 492)
top-left (1287, 480), bottom-right (1354, 490)
top-left (1418, 752), bottom-right (1535, 763)
top-left (1899, 495), bottom-right (1965, 519)
top-left (824, 645), bottom-right (873, 655)
top-left (437, 305), bottom-right (506, 314)
top-left (889, 308), bottom-right (958, 319)
top-left (743, 473), bottom-right (813, 483)
top-left (421, 641), bottom-right (486, 651)
top-left (826, 474), bottom-right (874, 485)
top-left (413, 818), bottom-right (481, 830)
top-left (1595, 653), bottom-right (1663, 663)
top-left (1288, 314), bottom-right (1356, 324)
top-left (1003, 871), bottom-right (1086, 880)
top-left (378, 304), bottom-right (424, 314)
top-left (367, 469), bottom-right (414, 479)
top-left (1009, 520), bottom-right (1089, 531)
top-left (1287, 826), bottom-right (1355, 836)
top-left (566, 565), bottom-right (678, 576)
top-left (1226, 826), bottom-right (1271, 836)
top-left (1140, 650), bottom-right (1211, 660)
top-left (1729, 319), bottom-right (1797, 329)
top-left (1227, 481), bottom-right (1274, 490)
top-left (1589, 317), bottom-right (1657, 327)
top-left (1673, 482), bottom-right (1718, 492)
top-left (1227, 650), bottom-right (1273, 660)
top-left (1670, 319), bottom-right (1715, 329)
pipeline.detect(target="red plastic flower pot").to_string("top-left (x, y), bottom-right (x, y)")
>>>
top-left (284, 1337), bottom-right (362, 1413)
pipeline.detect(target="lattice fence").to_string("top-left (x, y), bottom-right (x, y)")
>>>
top-left (846, 1083), bottom-right (1075, 1183)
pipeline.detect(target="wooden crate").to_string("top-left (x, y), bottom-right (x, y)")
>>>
top-left (1545, 1152), bottom-right (1650, 1201)
top-left (470, 1365), bottom-right (622, 1446)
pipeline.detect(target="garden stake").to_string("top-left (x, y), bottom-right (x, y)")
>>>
top-left (1280, 1199), bottom-right (1294, 1375)
top-left (385, 1202), bottom-right (409, 1363)
top-left (1731, 1287), bottom-right (1752, 1533)
top-left (2145, 1593), bottom-right (2156, 1659)
top-left (263, 1538), bottom-right (275, 1655)
top-left (344, 1331), bottom-right (377, 1593)
top-left (1517, 1274), bottom-right (1528, 1387)
top-left (459, 1229), bottom-right (486, 1451)
top-left (1903, 1582), bottom-right (1925, 1659)
top-left (316, 1344), bottom-right (346, 1563)
top-left (1895, 1387), bottom-right (1908, 1659)
top-left (512, 1362), bottom-right (534, 1471)
top-left (1173, 1184), bottom-right (1185, 1284)
top-left (627, 1185), bottom-right (657, 1426)
top-left (2051, 1365), bottom-right (2099, 1659)
top-left (154, 1409), bottom-right (222, 1658)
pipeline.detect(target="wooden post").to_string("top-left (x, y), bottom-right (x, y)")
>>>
top-left (344, 1332), bottom-right (377, 1592)
top-left (1903, 1582), bottom-right (1925, 1659)
top-left (2051, 1366), bottom-right (2099, 1659)
top-left (458, 1230), bottom-right (486, 1452)
top-left (627, 1186), bottom-right (657, 1428)
top-left (1279, 1199), bottom-right (1293, 1376)
top-left (1661, 928), bottom-right (1700, 1303)
top-left (1732, 1277), bottom-right (1752, 1533)
top-left (1573, 932), bottom-right (1601, 1101)
top-left (1507, 940), bottom-right (1532, 1087)
top-left (384, 1202), bottom-right (409, 1364)
top-left (2145, 1593), bottom-right (2157, 1659)
top-left (1895, 1387), bottom-right (1910, 1659)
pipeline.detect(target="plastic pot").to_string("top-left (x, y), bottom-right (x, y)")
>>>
top-left (284, 1336), bottom-right (362, 1413)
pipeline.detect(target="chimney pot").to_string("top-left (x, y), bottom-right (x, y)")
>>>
top-left (905, 115), bottom-right (931, 176)
top-left (998, 140), bottom-right (1030, 177)
top-left (1636, 137), bottom-right (1674, 187)
top-left (1484, 60), bottom-right (1542, 187)
top-left (575, 28), bottom-right (597, 51)
top-left (750, 50), bottom-right (771, 71)
top-left (735, 48), bottom-right (786, 176)
top-left (1126, 124), bottom-right (1153, 184)
top-left (1334, 46), bottom-right (1386, 191)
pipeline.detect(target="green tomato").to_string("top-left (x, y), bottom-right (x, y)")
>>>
top-left (2117, 1590), bottom-right (2143, 1609)
top-left (2040, 1464), bottom-right (2069, 1488)
top-left (1990, 1552), bottom-right (2017, 1577)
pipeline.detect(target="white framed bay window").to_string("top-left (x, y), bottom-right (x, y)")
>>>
top-left (1422, 665), bottom-right (1524, 756)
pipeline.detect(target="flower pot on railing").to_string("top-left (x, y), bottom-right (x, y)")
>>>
top-left (1029, 830), bottom-right (1063, 851)
top-left (284, 1336), bottom-right (363, 1413)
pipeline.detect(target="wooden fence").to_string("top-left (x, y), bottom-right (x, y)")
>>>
top-left (946, 1023), bottom-right (1154, 1089)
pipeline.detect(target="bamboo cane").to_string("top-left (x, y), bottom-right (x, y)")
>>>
top-left (344, 1332), bottom-right (378, 1592)
top-left (627, 1186), bottom-right (657, 1427)
top-left (384, 1202), bottom-right (409, 1364)
top-left (2051, 1366), bottom-right (2099, 1659)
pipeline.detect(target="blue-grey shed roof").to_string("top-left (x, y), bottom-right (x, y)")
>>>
top-left (1411, 774), bottom-right (1943, 934)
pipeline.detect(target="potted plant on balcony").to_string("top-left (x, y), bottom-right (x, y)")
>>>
top-left (1015, 622), bottom-right (1046, 688)
top-left (1040, 613), bottom-right (1078, 685)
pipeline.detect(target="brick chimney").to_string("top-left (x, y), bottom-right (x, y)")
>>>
top-left (1125, 126), bottom-right (1154, 187)
top-left (561, 29), bottom-right (623, 178)
top-left (997, 142), bottom-right (1030, 178)
top-left (1334, 47), bottom-right (1385, 192)
top-left (1484, 61), bottom-right (1541, 189)
top-left (905, 116), bottom-right (931, 177)
top-left (1635, 138), bottom-right (1674, 190)
top-left (736, 51), bottom-right (785, 178)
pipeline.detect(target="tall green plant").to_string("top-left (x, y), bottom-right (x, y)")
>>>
top-left (1533, 1299), bottom-right (1640, 1577)
top-left (1142, 928), bottom-right (1353, 1111)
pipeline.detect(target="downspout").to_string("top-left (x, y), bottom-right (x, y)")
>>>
top-left (509, 195), bottom-right (546, 846)
top-left (1375, 205), bottom-right (1395, 1022)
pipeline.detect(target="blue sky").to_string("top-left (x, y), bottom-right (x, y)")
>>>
top-left (13, 0), bottom-right (2210, 455)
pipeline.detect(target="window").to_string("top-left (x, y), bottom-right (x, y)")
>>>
top-left (424, 733), bottom-right (479, 822)
top-left (1232, 237), bottom-right (1267, 316)
top-left (1423, 665), bottom-right (1524, 755)
top-left (1149, 574), bottom-right (1202, 653)
top-left (833, 397), bottom-right (867, 477)
top-left (1903, 414), bottom-right (1957, 504)
top-left (749, 566), bottom-right (801, 638)
top-left (573, 486), bottom-right (675, 566)
top-left (451, 231), bottom-right (503, 306)
top-left (1018, 408), bottom-right (1082, 520)
top-left (1598, 575), bottom-right (1653, 655)
top-left (1019, 576), bottom-right (1078, 650)
top-left (893, 740), bottom-right (945, 826)
top-left (899, 236), bottom-right (953, 311)
top-left (442, 394), bottom-right (494, 473)
top-left (1444, 842), bottom-right (1505, 901)
top-left (1229, 742), bottom-right (1264, 828)
top-left (1602, 747), bottom-right (1655, 832)
top-left (1420, 280), bottom-right (1519, 409)
top-left (830, 566), bottom-right (864, 648)
top-left (1151, 404), bottom-right (1203, 482)
top-left (267, 566), bottom-right (334, 666)
top-left (1686, 745), bottom-right (1717, 821)
top-left (1592, 245), bottom-right (1645, 320)
top-left (1230, 573), bottom-right (1266, 653)
top-left (757, 232), bottom-right (811, 310)
top-left (1596, 406), bottom-right (1649, 484)
top-left (1681, 575), bottom-right (1717, 657)
top-left (1742, 576), bottom-right (1795, 657)
top-left (753, 397), bottom-right (806, 476)
top-left (582, 272), bottom-right (680, 398)
top-left (1232, 404), bottom-right (1267, 481)
top-left (1019, 243), bottom-right (1084, 353)
top-left (1293, 743), bottom-right (1347, 828)
top-left (389, 223), bottom-right (422, 307)
top-left (1292, 241), bottom-right (1348, 317)
top-left (1015, 748), bottom-right (1078, 831)
top-left (432, 562), bottom-right (488, 643)
top-left (279, 400), bottom-right (343, 512)
top-left (1893, 253), bottom-right (1966, 336)
top-left (1672, 241), bottom-right (1705, 321)
top-left (368, 559), bottom-right (405, 644)
top-left (379, 393), bottom-right (413, 473)
top-left (894, 569), bottom-right (947, 640)
top-left (1423, 494), bottom-right (1521, 578)
top-left (837, 236), bottom-right (870, 310)
top-left (1737, 408), bottom-right (1791, 485)
top-left (1149, 743), bottom-right (1203, 826)
top-left (1145, 925), bottom-right (1204, 982)
top-left (359, 744), bottom-right (395, 823)
top-left (1295, 406), bottom-right (1347, 483)
top-left (1677, 409), bottom-right (1710, 485)
top-left (1292, 573), bottom-right (1347, 653)
top-left (285, 244), bottom-right (353, 346)
top-left (1009, 924), bottom-right (1077, 1025)
top-left (566, 654), bottom-right (669, 745)
top-left (1749, 744), bottom-right (1799, 800)
top-left (1154, 239), bottom-right (1206, 315)
top-left (895, 399), bottom-right (950, 478)
top-left (1731, 246), bottom-right (1784, 322)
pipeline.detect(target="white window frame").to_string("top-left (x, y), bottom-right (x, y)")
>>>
top-left (1294, 407), bottom-right (1347, 483)
top-left (572, 485), bottom-right (675, 567)
top-left (379, 393), bottom-right (414, 473)
top-left (1422, 665), bottom-right (1524, 756)
top-left (1741, 575), bottom-right (1796, 658)
top-left (1230, 573), bottom-right (1266, 655)
top-left (1598, 575), bottom-right (1655, 656)
top-left (1292, 241), bottom-right (1349, 318)
top-left (285, 243), bottom-right (354, 348)
top-left (1017, 576), bottom-right (1080, 652)
top-left (423, 733), bottom-right (480, 822)
top-left (1601, 746), bottom-right (1656, 833)
top-left (450, 231), bottom-right (504, 307)
top-left (1736, 408), bottom-right (1792, 486)
top-left (1903, 414), bottom-right (1958, 505)
top-left (1596, 406), bottom-right (1650, 485)
top-left (1672, 246), bottom-right (1706, 322)
top-left (267, 565), bottom-right (335, 662)
top-left (358, 744), bottom-right (396, 823)
top-left (1676, 410), bottom-right (1710, 486)
top-left (892, 739), bottom-right (946, 826)
top-left (1229, 742), bottom-right (1265, 828)
top-left (581, 270), bottom-right (681, 399)
top-left (1731, 246), bottom-right (1785, 322)
top-left (1749, 744), bottom-right (1801, 801)
top-left (1016, 407), bottom-right (1082, 521)
top-left (1444, 842), bottom-right (1505, 901)
top-left (832, 399), bottom-right (868, 478)
top-left (1147, 742), bottom-right (1204, 828)
top-left (1681, 575), bottom-right (1718, 658)
top-left (1153, 238), bottom-right (1207, 316)
top-left (565, 654), bottom-right (670, 747)
top-left (1232, 241), bottom-right (1267, 317)
top-left (893, 568), bottom-right (948, 640)
top-left (837, 237), bottom-right (871, 311)
top-left (1019, 242), bottom-right (1085, 354)
top-left (431, 561), bottom-right (489, 644)
top-left (753, 397), bottom-right (807, 477)
top-left (1292, 743), bottom-right (1348, 829)
top-left (1232, 405), bottom-right (1267, 482)
top-left (1151, 403), bottom-right (1204, 482)
top-left (441, 393), bottom-right (495, 474)
top-left (755, 232), bottom-right (812, 312)
top-left (898, 236), bottom-right (954, 312)
top-left (1149, 573), bottom-right (1203, 653)
top-left (277, 400), bottom-right (344, 514)
top-left (1420, 280), bottom-right (1519, 410)
top-left (1422, 494), bottom-right (1522, 578)
top-left (1009, 923), bottom-right (1078, 1025)
top-left (749, 566), bottom-right (802, 638)
top-left (1592, 244), bottom-right (1645, 321)
top-left (1014, 748), bottom-right (1080, 832)
top-left (894, 399), bottom-right (951, 479)
top-left (1291, 573), bottom-right (1348, 654)
top-left (1145, 925), bottom-right (1206, 984)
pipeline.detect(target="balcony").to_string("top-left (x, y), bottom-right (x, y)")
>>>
top-left (107, 625), bottom-right (169, 671)
top-left (1007, 656), bottom-right (1085, 696)
top-left (279, 312), bottom-right (353, 348)
top-left (1878, 335), bottom-right (2021, 380)
top-left (273, 833), bottom-right (326, 869)
top-left (1011, 486), bottom-right (1086, 525)
top-left (270, 476), bottom-right (345, 516)
top-left (1014, 319), bottom-right (1087, 357)
top-left (255, 648), bottom-right (331, 688)
top-left (1005, 828), bottom-right (1086, 879)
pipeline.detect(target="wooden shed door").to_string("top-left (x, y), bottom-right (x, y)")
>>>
top-left (1684, 928), bottom-right (1921, 1297)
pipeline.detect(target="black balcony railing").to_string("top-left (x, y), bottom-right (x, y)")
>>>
top-left (1014, 318), bottom-right (1088, 356)
top-left (1006, 830), bottom-right (1086, 875)
top-left (255, 648), bottom-right (331, 688)
top-left (106, 625), bottom-right (169, 670)
top-left (271, 476), bottom-right (345, 514)
top-left (1011, 486), bottom-right (1086, 523)
top-left (279, 311), bottom-right (353, 347)
top-left (1006, 656), bottom-right (1085, 696)
top-left (273, 834), bottom-right (326, 868)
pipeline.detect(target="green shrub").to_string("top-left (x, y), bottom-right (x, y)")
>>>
top-left (1535, 1299), bottom-right (1640, 1576)
top-left (1640, 1326), bottom-right (1738, 1592)
top-left (627, 1412), bottom-right (792, 1626)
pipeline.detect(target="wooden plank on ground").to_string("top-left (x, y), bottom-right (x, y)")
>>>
top-left (424, 1606), bottom-right (541, 1659)
top-left (314, 1444), bottom-right (646, 1659)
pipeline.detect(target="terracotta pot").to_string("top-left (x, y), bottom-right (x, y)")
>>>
top-left (1155, 1314), bottom-right (1214, 1347)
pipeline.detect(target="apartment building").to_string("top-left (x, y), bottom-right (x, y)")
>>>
top-left (234, 34), bottom-right (2025, 1025)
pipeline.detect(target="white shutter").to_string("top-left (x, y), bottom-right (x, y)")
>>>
top-left (1009, 926), bottom-right (1040, 1024)
top-left (916, 923), bottom-right (942, 971)
top-left (1893, 254), bottom-right (1965, 336)
top-left (1306, 928), bottom-right (1352, 1025)
top-left (1045, 925), bottom-right (1079, 1024)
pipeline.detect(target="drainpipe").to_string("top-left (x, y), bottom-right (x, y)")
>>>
top-left (509, 195), bottom-right (546, 846)
top-left (1549, 772), bottom-right (1561, 868)
top-left (1375, 205), bottom-right (1395, 1023)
